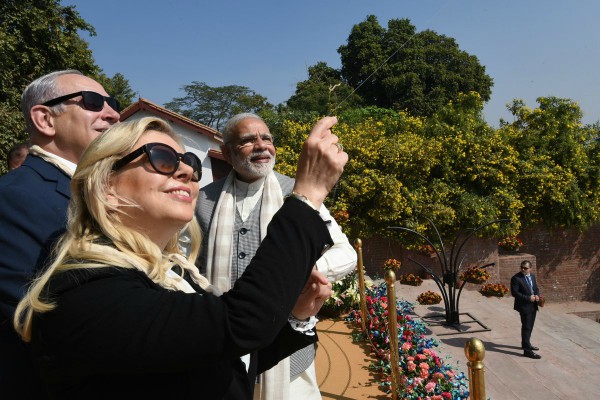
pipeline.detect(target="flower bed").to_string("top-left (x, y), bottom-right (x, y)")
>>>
top-left (480, 283), bottom-right (509, 297)
top-left (416, 290), bottom-right (442, 305)
top-left (347, 283), bottom-right (469, 398)
top-left (400, 273), bottom-right (423, 286)
top-left (459, 266), bottom-right (491, 284)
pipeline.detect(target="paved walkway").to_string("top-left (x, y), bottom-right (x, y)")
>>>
top-left (316, 278), bottom-right (600, 399)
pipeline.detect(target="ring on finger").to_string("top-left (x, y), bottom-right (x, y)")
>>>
top-left (333, 142), bottom-right (343, 153)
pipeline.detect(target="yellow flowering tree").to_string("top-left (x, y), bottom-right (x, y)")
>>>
top-left (263, 93), bottom-right (599, 242)
top-left (498, 97), bottom-right (600, 228)
top-left (420, 92), bottom-right (523, 236)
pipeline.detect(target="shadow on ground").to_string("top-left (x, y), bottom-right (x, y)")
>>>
top-left (439, 337), bottom-right (523, 357)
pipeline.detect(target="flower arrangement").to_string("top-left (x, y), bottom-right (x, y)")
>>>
top-left (347, 283), bottom-right (469, 399)
top-left (480, 283), bottom-right (510, 297)
top-left (320, 272), bottom-right (371, 317)
top-left (459, 266), bottom-right (491, 284)
top-left (498, 236), bottom-right (523, 251)
top-left (399, 273), bottom-right (423, 286)
top-left (383, 258), bottom-right (401, 271)
top-left (416, 244), bottom-right (436, 255)
top-left (416, 291), bottom-right (442, 305)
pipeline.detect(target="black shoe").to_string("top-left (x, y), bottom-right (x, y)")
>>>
top-left (524, 351), bottom-right (542, 359)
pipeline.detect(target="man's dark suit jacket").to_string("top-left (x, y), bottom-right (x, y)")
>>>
top-left (0, 155), bottom-right (71, 398)
top-left (30, 199), bottom-right (331, 399)
top-left (511, 272), bottom-right (540, 314)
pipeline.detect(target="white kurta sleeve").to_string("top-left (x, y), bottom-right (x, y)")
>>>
top-left (315, 205), bottom-right (357, 282)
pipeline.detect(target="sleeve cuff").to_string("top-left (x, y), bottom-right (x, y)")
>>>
top-left (288, 315), bottom-right (318, 336)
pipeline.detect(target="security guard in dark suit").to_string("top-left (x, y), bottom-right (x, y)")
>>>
top-left (511, 260), bottom-right (542, 359)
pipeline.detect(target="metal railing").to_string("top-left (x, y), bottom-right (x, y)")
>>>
top-left (353, 238), bottom-right (487, 399)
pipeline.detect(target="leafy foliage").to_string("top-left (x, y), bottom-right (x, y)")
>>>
top-left (498, 97), bottom-right (600, 228)
top-left (272, 92), bottom-right (598, 243)
top-left (0, 0), bottom-right (98, 106)
top-left (285, 61), bottom-right (363, 115)
top-left (165, 82), bottom-right (273, 131)
top-left (96, 72), bottom-right (137, 111)
top-left (338, 16), bottom-right (493, 117)
top-left (0, 0), bottom-right (135, 175)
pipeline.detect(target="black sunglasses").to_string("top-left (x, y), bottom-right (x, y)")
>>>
top-left (42, 91), bottom-right (120, 112)
top-left (112, 142), bottom-right (202, 182)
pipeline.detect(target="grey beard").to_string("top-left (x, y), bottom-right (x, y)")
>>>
top-left (232, 151), bottom-right (276, 181)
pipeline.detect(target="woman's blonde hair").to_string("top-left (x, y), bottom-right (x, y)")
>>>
top-left (14, 117), bottom-right (206, 341)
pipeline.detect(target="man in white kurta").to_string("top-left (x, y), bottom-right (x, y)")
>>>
top-left (196, 113), bottom-right (356, 400)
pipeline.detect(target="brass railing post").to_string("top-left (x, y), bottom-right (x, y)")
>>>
top-left (464, 338), bottom-right (486, 400)
top-left (385, 269), bottom-right (400, 400)
top-left (354, 238), bottom-right (367, 333)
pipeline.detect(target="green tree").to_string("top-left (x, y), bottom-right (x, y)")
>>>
top-left (0, 0), bottom-right (98, 105)
top-left (421, 92), bottom-right (522, 236)
top-left (272, 95), bottom-right (521, 241)
top-left (96, 72), bottom-right (137, 111)
top-left (338, 16), bottom-right (493, 117)
top-left (270, 94), bottom-right (598, 243)
top-left (286, 61), bottom-right (363, 115)
top-left (0, 0), bottom-right (96, 173)
top-left (498, 97), bottom-right (600, 228)
top-left (165, 82), bottom-right (273, 131)
top-left (0, 0), bottom-right (135, 174)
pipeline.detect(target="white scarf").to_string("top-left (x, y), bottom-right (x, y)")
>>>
top-left (28, 145), bottom-right (75, 177)
top-left (204, 170), bottom-right (290, 399)
top-left (204, 170), bottom-right (283, 293)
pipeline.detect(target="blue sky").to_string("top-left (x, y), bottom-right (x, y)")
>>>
top-left (62, 0), bottom-right (600, 127)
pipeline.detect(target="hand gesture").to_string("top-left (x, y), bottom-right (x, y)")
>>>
top-left (291, 268), bottom-right (332, 320)
top-left (293, 116), bottom-right (348, 209)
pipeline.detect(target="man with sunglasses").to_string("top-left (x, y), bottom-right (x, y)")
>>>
top-left (196, 113), bottom-right (356, 400)
top-left (0, 70), bottom-right (120, 398)
top-left (511, 260), bottom-right (542, 359)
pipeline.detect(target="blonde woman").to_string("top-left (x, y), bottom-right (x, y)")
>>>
top-left (14, 116), bottom-right (346, 399)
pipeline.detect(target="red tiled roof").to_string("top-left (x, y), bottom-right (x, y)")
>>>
top-left (120, 98), bottom-right (223, 143)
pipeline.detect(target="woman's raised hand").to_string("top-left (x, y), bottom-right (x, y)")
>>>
top-left (293, 116), bottom-right (348, 209)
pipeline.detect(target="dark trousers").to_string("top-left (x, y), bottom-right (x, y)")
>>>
top-left (520, 310), bottom-right (537, 351)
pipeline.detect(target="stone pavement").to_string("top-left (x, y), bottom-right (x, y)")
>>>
top-left (316, 278), bottom-right (600, 399)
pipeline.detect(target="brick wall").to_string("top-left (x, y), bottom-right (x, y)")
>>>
top-left (358, 225), bottom-right (600, 303)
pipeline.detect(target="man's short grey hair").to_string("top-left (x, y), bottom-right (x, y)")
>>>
top-left (21, 70), bottom-right (83, 133)
top-left (221, 112), bottom-right (265, 144)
